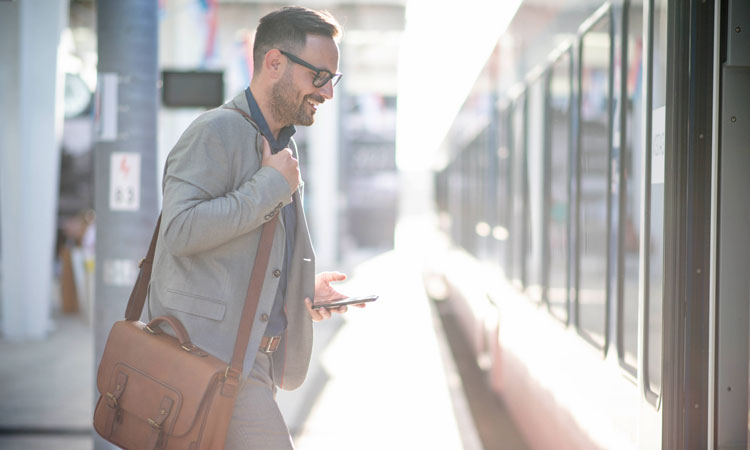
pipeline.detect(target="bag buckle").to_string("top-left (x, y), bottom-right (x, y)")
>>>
top-left (105, 392), bottom-right (118, 409)
top-left (144, 325), bottom-right (161, 335)
top-left (181, 343), bottom-right (208, 357)
top-left (262, 336), bottom-right (279, 353)
top-left (224, 366), bottom-right (241, 381)
top-left (147, 418), bottom-right (162, 430)
top-left (222, 365), bottom-right (242, 396)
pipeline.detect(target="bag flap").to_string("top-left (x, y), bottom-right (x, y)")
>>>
top-left (112, 363), bottom-right (182, 432)
top-left (97, 320), bottom-right (228, 436)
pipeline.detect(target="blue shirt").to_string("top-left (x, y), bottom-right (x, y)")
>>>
top-left (245, 87), bottom-right (297, 337)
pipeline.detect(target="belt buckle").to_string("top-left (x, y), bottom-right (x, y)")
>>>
top-left (263, 336), bottom-right (279, 353)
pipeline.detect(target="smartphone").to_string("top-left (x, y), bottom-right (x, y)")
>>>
top-left (311, 295), bottom-right (379, 309)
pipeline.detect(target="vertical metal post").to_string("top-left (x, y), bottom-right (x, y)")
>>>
top-left (94, 1), bottom-right (158, 447)
top-left (717, 1), bottom-right (750, 447)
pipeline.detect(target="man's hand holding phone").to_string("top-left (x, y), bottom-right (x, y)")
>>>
top-left (304, 272), bottom-right (375, 322)
top-left (310, 295), bottom-right (378, 310)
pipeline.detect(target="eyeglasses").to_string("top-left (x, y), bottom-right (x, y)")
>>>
top-left (279, 50), bottom-right (342, 88)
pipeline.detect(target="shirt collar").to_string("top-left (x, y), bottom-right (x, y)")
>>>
top-left (244, 87), bottom-right (296, 153)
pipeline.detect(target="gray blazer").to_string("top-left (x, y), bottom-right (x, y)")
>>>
top-left (148, 92), bottom-right (315, 390)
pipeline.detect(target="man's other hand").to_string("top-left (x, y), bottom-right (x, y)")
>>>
top-left (261, 137), bottom-right (299, 195)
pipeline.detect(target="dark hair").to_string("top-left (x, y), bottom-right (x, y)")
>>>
top-left (253, 7), bottom-right (342, 72)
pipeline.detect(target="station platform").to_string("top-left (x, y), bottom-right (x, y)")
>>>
top-left (0, 240), bottom-right (499, 449)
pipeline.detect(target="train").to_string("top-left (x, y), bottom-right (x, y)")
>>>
top-left (426, 0), bottom-right (749, 448)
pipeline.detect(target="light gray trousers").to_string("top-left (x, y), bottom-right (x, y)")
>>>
top-left (225, 351), bottom-right (295, 450)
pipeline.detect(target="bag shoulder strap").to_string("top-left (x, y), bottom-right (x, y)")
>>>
top-left (124, 215), bottom-right (161, 321)
top-left (228, 213), bottom-right (278, 375)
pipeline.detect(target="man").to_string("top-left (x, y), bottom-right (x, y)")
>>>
top-left (148, 7), bottom-right (358, 449)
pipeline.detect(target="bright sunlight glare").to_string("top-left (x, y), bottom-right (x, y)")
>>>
top-left (395, 0), bottom-right (521, 171)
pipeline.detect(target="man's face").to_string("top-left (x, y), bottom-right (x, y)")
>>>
top-left (270, 34), bottom-right (340, 127)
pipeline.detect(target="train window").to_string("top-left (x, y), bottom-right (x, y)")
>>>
top-left (467, 144), bottom-right (478, 256)
top-left (469, 146), bottom-right (476, 254)
top-left (617, 1), bottom-right (644, 376)
top-left (495, 108), bottom-right (512, 273)
top-left (435, 171), bottom-right (445, 214)
top-left (475, 140), bottom-right (487, 258)
top-left (476, 140), bottom-right (486, 257)
top-left (479, 141), bottom-right (487, 258)
top-left (526, 77), bottom-right (546, 302)
top-left (510, 94), bottom-right (527, 288)
top-left (467, 146), bottom-right (473, 253)
top-left (546, 49), bottom-right (573, 323)
top-left (645, 0), bottom-right (668, 398)
top-left (485, 120), bottom-right (500, 263)
top-left (576, 9), bottom-right (613, 349)
top-left (460, 151), bottom-right (472, 252)
top-left (474, 128), bottom-right (493, 261)
top-left (452, 156), bottom-right (462, 247)
top-left (449, 158), bottom-right (462, 246)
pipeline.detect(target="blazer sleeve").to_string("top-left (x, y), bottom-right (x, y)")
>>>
top-left (161, 112), bottom-right (291, 257)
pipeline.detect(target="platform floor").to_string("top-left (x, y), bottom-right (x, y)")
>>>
top-left (0, 236), bottom-right (525, 449)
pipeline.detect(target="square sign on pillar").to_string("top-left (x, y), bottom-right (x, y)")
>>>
top-left (109, 152), bottom-right (141, 211)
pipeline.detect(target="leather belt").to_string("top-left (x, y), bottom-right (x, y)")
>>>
top-left (259, 336), bottom-right (281, 353)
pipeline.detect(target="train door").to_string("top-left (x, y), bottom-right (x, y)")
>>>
top-left (713, 1), bottom-right (750, 448)
top-left (659, 0), bottom-right (747, 447)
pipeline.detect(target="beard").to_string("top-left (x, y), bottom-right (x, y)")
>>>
top-left (270, 70), bottom-right (321, 127)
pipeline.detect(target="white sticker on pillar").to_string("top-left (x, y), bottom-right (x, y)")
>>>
top-left (109, 152), bottom-right (141, 211)
top-left (95, 73), bottom-right (118, 142)
top-left (103, 259), bottom-right (139, 287)
top-left (651, 106), bottom-right (666, 185)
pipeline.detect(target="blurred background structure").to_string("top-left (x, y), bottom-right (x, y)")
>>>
top-left (3, 0), bottom-right (743, 448)
top-left (0, 0), bottom-right (528, 449)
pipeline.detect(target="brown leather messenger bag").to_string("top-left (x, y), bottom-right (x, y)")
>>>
top-left (93, 210), bottom-right (278, 449)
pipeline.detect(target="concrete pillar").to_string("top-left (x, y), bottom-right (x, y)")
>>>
top-left (94, 1), bottom-right (159, 447)
top-left (0, 0), bottom-right (69, 340)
